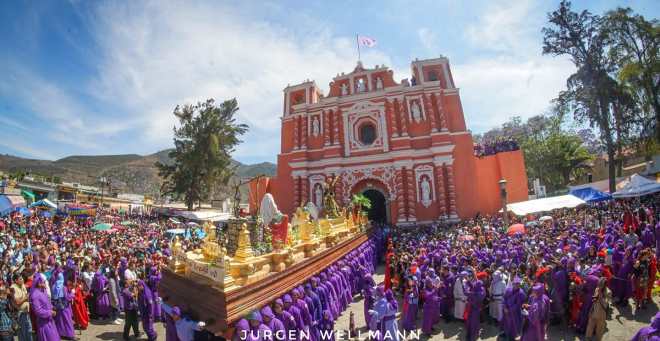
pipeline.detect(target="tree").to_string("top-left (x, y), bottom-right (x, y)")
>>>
top-left (542, 0), bottom-right (624, 193)
top-left (603, 8), bottom-right (659, 151)
top-left (351, 193), bottom-right (372, 213)
top-left (157, 99), bottom-right (248, 210)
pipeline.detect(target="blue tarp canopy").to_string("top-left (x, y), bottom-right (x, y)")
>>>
top-left (569, 187), bottom-right (612, 202)
top-left (0, 195), bottom-right (12, 216)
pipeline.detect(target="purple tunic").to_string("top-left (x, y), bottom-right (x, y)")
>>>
top-left (92, 272), bottom-right (112, 318)
top-left (465, 281), bottom-right (486, 341)
top-left (521, 284), bottom-right (550, 341)
top-left (138, 280), bottom-right (158, 341)
top-left (502, 286), bottom-right (526, 339)
top-left (30, 276), bottom-right (61, 341)
top-left (53, 285), bottom-right (75, 339)
top-left (401, 286), bottom-right (419, 332)
top-left (421, 286), bottom-right (439, 334)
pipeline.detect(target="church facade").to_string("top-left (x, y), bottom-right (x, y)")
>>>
top-left (270, 57), bottom-right (528, 224)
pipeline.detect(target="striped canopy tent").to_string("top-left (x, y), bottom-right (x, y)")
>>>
top-left (0, 194), bottom-right (26, 216)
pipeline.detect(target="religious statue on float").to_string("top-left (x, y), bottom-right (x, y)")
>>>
top-left (323, 175), bottom-right (341, 218)
top-left (260, 193), bottom-right (289, 250)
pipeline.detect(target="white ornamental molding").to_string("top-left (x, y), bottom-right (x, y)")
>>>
top-left (334, 165), bottom-right (399, 203)
top-left (414, 165), bottom-right (435, 208)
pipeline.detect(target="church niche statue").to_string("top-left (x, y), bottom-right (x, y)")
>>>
top-left (340, 83), bottom-right (348, 96)
top-left (312, 117), bottom-right (320, 137)
top-left (356, 79), bottom-right (366, 93)
top-left (314, 184), bottom-right (323, 209)
top-left (411, 100), bottom-right (423, 123)
top-left (420, 176), bottom-right (432, 207)
top-left (376, 77), bottom-right (383, 90)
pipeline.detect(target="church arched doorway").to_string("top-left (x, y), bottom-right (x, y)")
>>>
top-left (362, 189), bottom-right (387, 224)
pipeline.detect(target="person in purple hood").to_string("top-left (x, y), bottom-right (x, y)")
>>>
top-left (137, 279), bottom-right (157, 341)
top-left (521, 283), bottom-right (550, 341)
top-left (261, 306), bottom-right (286, 341)
top-left (502, 277), bottom-right (526, 341)
top-left (29, 273), bottom-right (61, 341)
top-left (632, 311), bottom-right (660, 341)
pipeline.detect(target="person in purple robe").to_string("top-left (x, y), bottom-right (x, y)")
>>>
top-left (284, 294), bottom-right (305, 338)
top-left (522, 283), bottom-right (550, 341)
top-left (401, 276), bottom-right (419, 332)
top-left (502, 277), bottom-right (526, 341)
top-left (293, 288), bottom-right (315, 341)
top-left (92, 271), bottom-right (111, 319)
top-left (655, 222), bottom-right (660, 262)
top-left (368, 286), bottom-right (399, 341)
top-left (311, 277), bottom-right (331, 319)
top-left (576, 275), bottom-right (600, 333)
top-left (318, 310), bottom-right (334, 341)
top-left (438, 267), bottom-right (455, 322)
top-left (29, 273), bottom-right (61, 341)
top-left (51, 272), bottom-right (75, 340)
top-left (272, 299), bottom-right (296, 339)
top-left (465, 280), bottom-right (486, 341)
top-left (632, 311), bottom-right (660, 341)
top-left (137, 279), bottom-right (157, 341)
top-left (148, 266), bottom-right (163, 321)
top-left (246, 310), bottom-right (272, 341)
top-left (421, 278), bottom-right (439, 335)
top-left (234, 319), bottom-right (250, 341)
top-left (164, 307), bottom-right (180, 341)
top-left (550, 263), bottom-right (568, 324)
top-left (362, 274), bottom-right (375, 327)
top-left (641, 224), bottom-right (654, 248)
top-left (261, 306), bottom-right (285, 341)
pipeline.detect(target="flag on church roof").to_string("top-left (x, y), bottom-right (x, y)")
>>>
top-left (357, 35), bottom-right (377, 47)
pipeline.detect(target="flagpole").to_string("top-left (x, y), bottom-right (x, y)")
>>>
top-left (356, 34), bottom-right (361, 62)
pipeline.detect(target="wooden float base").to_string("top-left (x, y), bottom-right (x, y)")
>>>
top-left (159, 231), bottom-right (369, 334)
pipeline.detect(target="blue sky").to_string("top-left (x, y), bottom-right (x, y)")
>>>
top-left (0, 0), bottom-right (657, 164)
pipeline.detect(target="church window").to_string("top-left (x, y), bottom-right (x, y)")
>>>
top-left (428, 70), bottom-right (438, 81)
top-left (359, 123), bottom-right (377, 145)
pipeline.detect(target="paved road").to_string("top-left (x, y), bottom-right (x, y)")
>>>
top-left (80, 268), bottom-right (656, 340)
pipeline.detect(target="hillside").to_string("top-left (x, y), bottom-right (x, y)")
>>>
top-left (0, 150), bottom-right (276, 199)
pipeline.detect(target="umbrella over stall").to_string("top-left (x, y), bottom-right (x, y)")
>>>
top-left (507, 223), bottom-right (526, 235)
top-left (91, 223), bottom-right (113, 232)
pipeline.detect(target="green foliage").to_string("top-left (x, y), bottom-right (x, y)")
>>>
top-left (351, 193), bottom-right (372, 211)
top-left (483, 111), bottom-right (595, 193)
top-left (157, 98), bottom-right (248, 210)
top-left (541, 1), bottom-right (658, 192)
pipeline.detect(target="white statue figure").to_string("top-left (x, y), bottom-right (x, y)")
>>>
top-left (260, 193), bottom-right (280, 225)
top-left (421, 177), bottom-right (431, 207)
top-left (411, 100), bottom-right (423, 122)
top-left (356, 79), bottom-right (365, 93)
top-left (314, 184), bottom-right (323, 209)
top-left (312, 117), bottom-right (320, 137)
top-left (340, 83), bottom-right (348, 96)
top-left (305, 202), bottom-right (319, 221)
top-left (376, 77), bottom-right (383, 90)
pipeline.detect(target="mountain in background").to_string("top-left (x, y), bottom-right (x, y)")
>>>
top-left (0, 150), bottom-right (276, 199)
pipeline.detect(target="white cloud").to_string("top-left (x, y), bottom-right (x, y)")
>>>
top-left (456, 0), bottom-right (575, 132)
top-left (465, 0), bottom-right (539, 54)
top-left (417, 28), bottom-right (437, 50)
top-left (453, 56), bottom-right (574, 132)
top-left (86, 1), bottom-right (394, 162)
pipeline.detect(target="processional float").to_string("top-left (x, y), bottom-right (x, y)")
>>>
top-left (159, 176), bottom-right (370, 336)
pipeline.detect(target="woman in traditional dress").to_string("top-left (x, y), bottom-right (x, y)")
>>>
top-left (70, 277), bottom-right (88, 331)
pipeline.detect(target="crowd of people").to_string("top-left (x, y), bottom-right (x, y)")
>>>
top-left (0, 207), bottom-right (205, 341)
top-left (1, 193), bottom-right (659, 341)
top-left (474, 137), bottom-right (520, 157)
top-left (377, 198), bottom-right (658, 341)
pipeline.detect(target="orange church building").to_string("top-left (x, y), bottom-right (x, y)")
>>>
top-left (268, 57), bottom-right (528, 224)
